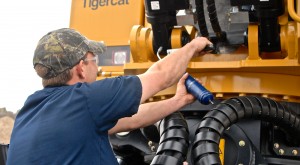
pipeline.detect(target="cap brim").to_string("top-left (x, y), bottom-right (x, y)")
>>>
top-left (87, 40), bottom-right (107, 56)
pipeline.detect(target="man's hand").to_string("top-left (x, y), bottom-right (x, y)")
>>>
top-left (189, 37), bottom-right (213, 57)
top-left (174, 73), bottom-right (198, 105)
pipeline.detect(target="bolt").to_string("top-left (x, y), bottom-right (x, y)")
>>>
top-left (292, 150), bottom-right (298, 155)
top-left (239, 140), bottom-right (245, 147)
top-left (151, 146), bottom-right (156, 152)
top-left (238, 164), bottom-right (243, 165)
top-left (279, 149), bottom-right (285, 155)
top-left (148, 141), bottom-right (153, 147)
top-left (274, 143), bottom-right (279, 149)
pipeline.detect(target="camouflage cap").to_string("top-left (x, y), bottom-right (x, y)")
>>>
top-left (33, 28), bottom-right (106, 79)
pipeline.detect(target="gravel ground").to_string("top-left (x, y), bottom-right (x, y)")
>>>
top-left (0, 116), bottom-right (14, 144)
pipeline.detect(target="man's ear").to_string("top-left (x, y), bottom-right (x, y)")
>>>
top-left (75, 60), bottom-right (85, 79)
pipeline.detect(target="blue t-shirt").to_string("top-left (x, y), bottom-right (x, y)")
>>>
top-left (7, 76), bottom-right (142, 165)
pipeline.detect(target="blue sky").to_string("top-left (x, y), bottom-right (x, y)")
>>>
top-left (0, 0), bottom-right (72, 112)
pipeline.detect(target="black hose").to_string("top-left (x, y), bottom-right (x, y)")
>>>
top-left (151, 112), bottom-right (189, 165)
top-left (206, 0), bottom-right (221, 35)
top-left (206, 0), bottom-right (226, 41)
top-left (195, 0), bottom-right (209, 37)
top-left (0, 144), bottom-right (8, 165)
top-left (192, 96), bottom-right (300, 165)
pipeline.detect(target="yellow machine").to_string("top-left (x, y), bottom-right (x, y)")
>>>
top-left (70, 0), bottom-right (300, 164)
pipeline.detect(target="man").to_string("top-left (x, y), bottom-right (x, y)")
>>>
top-left (7, 28), bottom-right (211, 164)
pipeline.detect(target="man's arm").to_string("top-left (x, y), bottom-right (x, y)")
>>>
top-left (109, 73), bottom-right (195, 135)
top-left (137, 37), bottom-right (211, 103)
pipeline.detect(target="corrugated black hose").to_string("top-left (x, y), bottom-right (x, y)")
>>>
top-left (206, 0), bottom-right (226, 41)
top-left (192, 96), bottom-right (300, 165)
top-left (151, 112), bottom-right (190, 165)
top-left (195, 0), bottom-right (209, 37)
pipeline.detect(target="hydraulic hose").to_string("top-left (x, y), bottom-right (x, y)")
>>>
top-left (206, 0), bottom-right (226, 41)
top-left (0, 144), bottom-right (8, 165)
top-left (151, 112), bottom-right (189, 165)
top-left (195, 0), bottom-right (209, 37)
top-left (192, 96), bottom-right (300, 165)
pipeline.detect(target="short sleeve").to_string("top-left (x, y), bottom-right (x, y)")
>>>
top-left (84, 76), bottom-right (142, 132)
